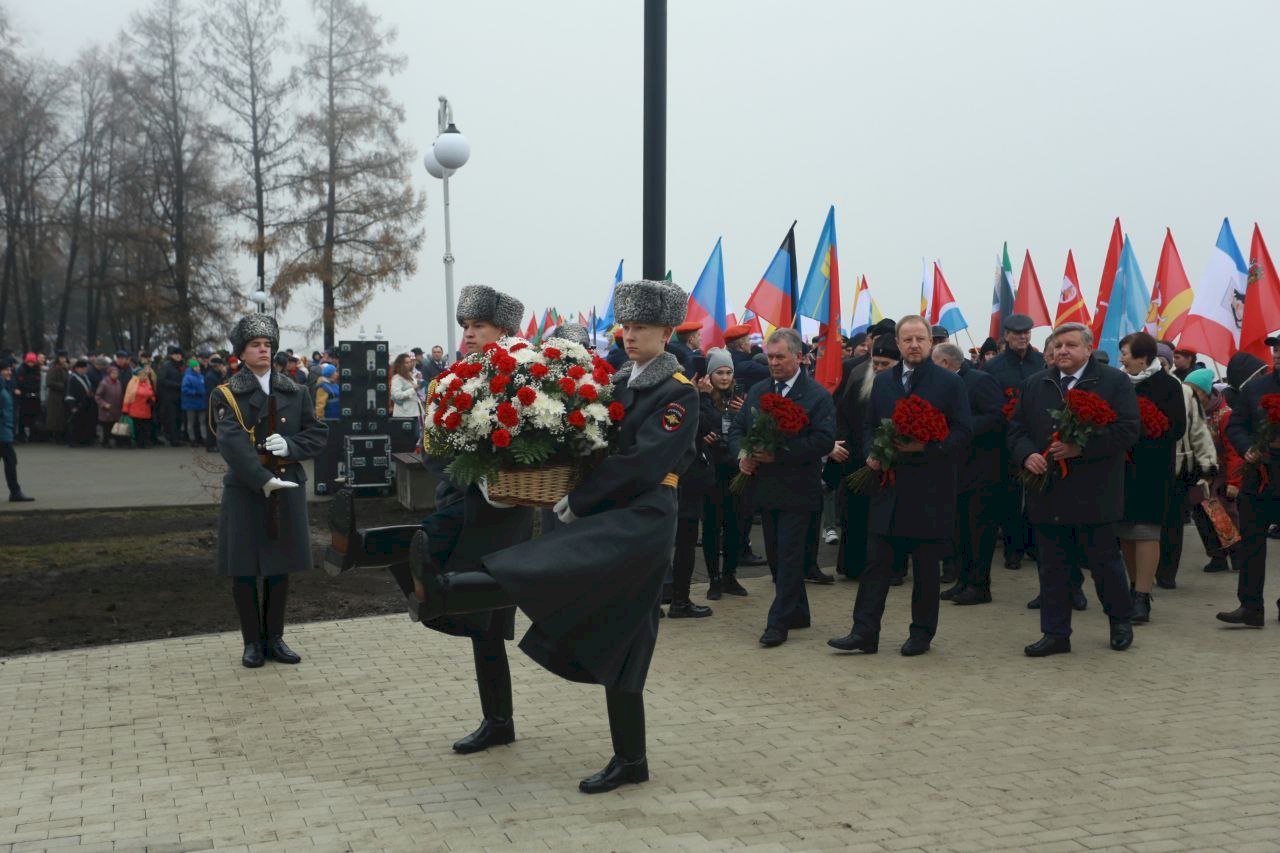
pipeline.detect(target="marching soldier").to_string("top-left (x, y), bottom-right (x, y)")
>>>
top-left (213, 314), bottom-right (329, 668)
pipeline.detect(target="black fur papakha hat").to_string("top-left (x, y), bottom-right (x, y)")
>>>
top-left (613, 280), bottom-right (688, 327)
top-left (456, 284), bottom-right (524, 334)
top-left (228, 314), bottom-right (279, 356)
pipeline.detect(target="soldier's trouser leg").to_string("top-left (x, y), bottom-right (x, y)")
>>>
top-left (262, 575), bottom-right (289, 638)
top-left (472, 635), bottom-right (512, 721)
top-left (605, 688), bottom-right (646, 760)
top-left (231, 576), bottom-right (262, 645)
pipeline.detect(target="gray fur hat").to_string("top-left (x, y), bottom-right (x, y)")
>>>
top-left (549, 323), bottom-right (590, 347)
top-left (613, 280), bottom-right (688, 327)
top-left (456, 284), bottom-right (525, 334)
top-left (228, 314), bottom-right (279, 356)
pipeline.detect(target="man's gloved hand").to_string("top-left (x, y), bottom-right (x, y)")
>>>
top-left (478, 478), bottom-right (514, 509)
top-left (553, 495), bottom-right (577, 525)
top-left (262, 477), bottom-right (299, 497)
top-left (263, 433), bottom-right (289, 457)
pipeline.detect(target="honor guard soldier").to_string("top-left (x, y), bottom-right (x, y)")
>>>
top-left (213, 314), bottom-right (329, 668)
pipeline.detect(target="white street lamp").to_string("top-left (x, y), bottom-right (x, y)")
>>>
top-left (425, 95), bottom-right (469, 362)
top-left (250, 289), bottom-right (269, 314)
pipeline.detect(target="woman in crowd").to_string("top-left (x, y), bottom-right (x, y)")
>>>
top-left (94, 365), bottom-right (125, 447)
top-left (123, 366), bottom-right (157, 448)
top-left (180, 358), bottom-right (206, 446)
top-left (45, 352), bottom-right (68, 444)
top-left (390, 353), bottom-right (421, 425)
top-left (1183, 368), bottom-right (1243, 573)
top-left (699, 348), bottom-right (748, 598)
top-left (1117, 332), bottom-right (1186, 623)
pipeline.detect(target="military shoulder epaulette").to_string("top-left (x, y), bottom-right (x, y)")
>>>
top-left (672, 372), bottom-right (693, 386)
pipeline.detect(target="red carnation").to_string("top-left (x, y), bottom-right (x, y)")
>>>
top-left (489, 375), bottom-right (511, 394)
top-left (509, 342), bottom-right (528, 352)
top-left (432, 408), bottom-right (445, 426)
top-left (483, 342), bottom-right (500, 353)
top-left (608, 402), bottom-right (626, 422)
top-left (530, 363), bottom-right (550, 379)
top-left (544, 347), bottom-right (562, 360)
top-left (444, 412), bottom-right (462, 431)
top-left (568, 409), bottom-right (586, 429)
top-left (452, 391), bottom-right (474, 412)
top-left (490, 428), bottom-right (512, 448)
top-left (496, 402), bottom-right (519, 427)
top-left (567, 365), bottom-right (586, 380)
top-left (559, 378), bottom-right (577, 396)
top-left (578, 383), bottom-right (598, 401)
top-left (516, 386), bottom-right (537, 406)
top-left (593, 366), bottom-right (612, 384)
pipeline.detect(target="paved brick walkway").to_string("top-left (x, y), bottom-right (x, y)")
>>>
top-left (2, 555), bottom-right (1279, 852)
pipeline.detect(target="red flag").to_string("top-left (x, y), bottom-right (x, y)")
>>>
top-left (1241, 224), bottom-right (1280, 360)
top-left (1013, 250), bottom-right (1052, 328)
top-left (1055, 251), bottom-right (1091, 327)
top-left (1150, 229), bottom-right (1193, 341)
top-left (522, 312), bottom-right (537, 340)
top-left (815, 241), bottom-right (843, 393)
top-left (1090, 218), bottom-right (1123, 342)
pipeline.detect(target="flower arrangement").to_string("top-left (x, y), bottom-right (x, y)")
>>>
top-left (423, 337), bottom-right (623, 487)
top-left (1137, 397), bottom-right (1171, 440)
top-left (728, 393), bottom-right (810, 494)
top-left (845, 395), bottom-right (950, 494)
top-left (1002, 388), bottom-right (1019, 420)
top-left (1246, 393), bottom-right (1280, 493)
top-left (1018, 387), bottom-right (1117, 490)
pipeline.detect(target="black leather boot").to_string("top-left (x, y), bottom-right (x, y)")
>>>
top-left (940, 581), bottom-right (966, 601)
top-left (1131, 592), bottom-right (1151, 624)
top-left (415, 571), bottom-right (514, 622)
top-left (241, 643), bottom-right (265, 668)
top-left (580, 690), bottom-right (648, 794)
top-left (706, 562), bottom-right (722, 601)
top-left (722, 574), bottom-right (749, 596)
top-left (454, 639), bottom-right (515, 753)
top-left (265, 636), bottom-right (301, 664)
top-left (667, 600), bottom-right (712, 618)
top-left (453, 718), bottom-right (515, 753)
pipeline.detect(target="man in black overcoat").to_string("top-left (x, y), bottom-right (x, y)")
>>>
top-left (932, 342), bottom-right (1005, 604)
top-left (829, 316), bottom-right (971, 657)
top-left (1007, 322), bottom-right (1139, 656)
top-left (729, 327), bottom-right (836, 648)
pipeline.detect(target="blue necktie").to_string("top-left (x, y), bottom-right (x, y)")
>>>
top-left (902, 368), bottom-right (913, 391)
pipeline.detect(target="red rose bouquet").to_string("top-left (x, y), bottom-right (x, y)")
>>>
top-left (1246, 393), bottom-right (1280, 492)
top-left (1002, 388), bottom-right (1019, 420)
top-left (1018, 387), bottom-right (1117, 490)
top-left (845, 394), bottom-right (950, 495)
top-left (728, 393), bottom-right (810, 495)
top-left (423, 336), bottom-right (622, 486)
top-left (1137, 397), bottom-right (1170, 440)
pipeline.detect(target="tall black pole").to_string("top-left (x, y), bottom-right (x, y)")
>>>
top-left (642, 0), bottom-right (666, 281)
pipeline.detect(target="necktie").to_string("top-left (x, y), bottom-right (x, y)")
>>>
top-left (774, 381), bottom-right (787, 396)
top-left (1059, 374), bottom-right (1074, 394)
top-left (902, 369), bottom-right (913, 391)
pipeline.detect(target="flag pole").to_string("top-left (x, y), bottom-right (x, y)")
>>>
top-left (590, 306), bottom-right (597, 348)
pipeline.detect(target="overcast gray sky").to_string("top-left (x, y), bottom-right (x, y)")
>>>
top-left (12, 0), bottom-right (1279, 353)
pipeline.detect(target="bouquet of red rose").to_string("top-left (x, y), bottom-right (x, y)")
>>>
top-left (728, 392), bottom-right (810, 495)
top-left (1245, 393), bottom-right (1280, 493)
top-left (845, 394), bottom-right (950, 495)
top-left (1018, 387), bottom-right (1117, 491)
top-left (1001, 388), bottom-right (1020, 420)
top-left (1137, 397), bottom-right (1171, 439)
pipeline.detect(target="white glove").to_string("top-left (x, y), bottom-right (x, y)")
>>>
top-left (263, 433), bottom-right (290, 457)
top-left (262, 477), bottom-right (299, 497)
top-left (553, 495), bottom-right (577, 525)
top-left (477, 478), bottom-right (514, 509)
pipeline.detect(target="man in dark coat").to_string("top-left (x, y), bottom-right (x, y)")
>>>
top-left (829, 316), bottom-right (971, 657)
top-left (65, 360), bottom-right (97, 446)
top-left (415, 279), bottom-right (698, 795)
top-left (667, 321), bottom-right (701, 375)
top-left (0, 358), bottom-right (33, 500)
top-left (730, 327), bottom-right (836, 648)
top-left (1217, 336), bottom-right (1280, 627)
top-left (157, 346), bottom-right (185, 446)
top-left (1007, 322), bottom-right (1139, 656)
top-left (932, 343), bottom-right (1005, 605)
top-left (213, 314), bottom-right (329, 668)
top-left (983, 313), bottom-right (1046, 571)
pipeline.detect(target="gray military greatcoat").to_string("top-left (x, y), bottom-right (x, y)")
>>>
top-left (213, 368), bottom-right (329, 577)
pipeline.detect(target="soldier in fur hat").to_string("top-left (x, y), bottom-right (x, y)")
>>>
top-left (214, 314), bottom-right (329, 668)
top-left (413, 279), bottom-right (699, 794)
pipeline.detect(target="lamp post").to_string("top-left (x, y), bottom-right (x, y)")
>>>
top-left (424, 95), bottom-right (471, 362)
top-left (250, 289), bottom-right (269, 315)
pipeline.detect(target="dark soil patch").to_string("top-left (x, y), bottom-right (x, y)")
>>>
top-left (0, 499), bottom-right (422, 657)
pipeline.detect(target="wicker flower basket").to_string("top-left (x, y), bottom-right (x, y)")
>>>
top-left (488, 464), bottom-right (580, 508)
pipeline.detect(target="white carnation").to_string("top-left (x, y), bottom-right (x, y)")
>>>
top-left (528, 395), bottom-right (566, 430)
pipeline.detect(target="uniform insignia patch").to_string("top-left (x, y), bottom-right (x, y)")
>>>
top-left (661, 402), bottom-right (686, 432)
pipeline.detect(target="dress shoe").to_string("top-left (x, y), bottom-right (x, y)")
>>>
top-left (578, 754), bottom-right (648, 794)
top-left (723, 577), bottom-right (749, 596)
top-left (827, 630), bottom-right (878, 653)
top-left (803, 569), bottom-right (835, 585)
top-left (1026, 594), bottom-right (1041, 609)
top-left (8, 492), bottom-right (34, 502)
top-left (1216, 606), bottom-right (1264, 627)
top-left (1203, 558), bottom-right (1229, 573)
top-left (1070, 588), bottom-right (1088, 611)
top-left (1131, 592), bottom-right (1151, 624)
top-left (452, 718), bottom-right (515, 754)
top-left (952, 586), bottom-right (992, 605)
top-left (265, 636), bottom-right (301, 664)
top-left (241, 642), bottom-right (265, 668)
top-left (1109, 619), bottom-right (1133, 651)
top-left (1155, 577), bottom-right (1177, 590)
top-left (739, 549), bottom-right (768, 567)
top-left (900, 636), bottom-right (931, 656)
top-left (706, 580), bottom-right (722, 601)
top-left (1024, 635), bottom-right (1071, 657)
top-left (667, 601), bottom-right (712, 618)
top-left (785, 613), bottom-right (810, 630)
top-left (759, 626), bottom-right (788, 647)
top-left (940, 581), bottom-right (966, 601)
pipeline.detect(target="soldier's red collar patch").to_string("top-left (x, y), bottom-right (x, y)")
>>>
top-left (661, 402), bottom-right (686, 432)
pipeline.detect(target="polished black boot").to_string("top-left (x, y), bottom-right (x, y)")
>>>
top-left (1131, 591), bottom-right (1151, 624)
top-left (454, 639), bottom-right (515, 753)
top-left (262, 576), bottom-right (293, 660)
top-left (416, 570), bottom-right (514, 622)
top-left (232, 577), bottom-right (263, 668)
top-left (580, 690), bottom-right (648, 794)
top-left (241, 643), bottom-right (265, 668)
top-left (1109, 619), bottom-right (1134, 651)
top-left (722, 573), bottom-right (749, 596)
top-left (265, 636), bottom-right (301, 664)
top-left (667, 599), bottom-right (712, 618)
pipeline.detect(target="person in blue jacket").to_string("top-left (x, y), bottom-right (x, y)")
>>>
top-left (180, 358), bottom-right (207, 446)
top-left (0, 357), bottom-right (34, 501)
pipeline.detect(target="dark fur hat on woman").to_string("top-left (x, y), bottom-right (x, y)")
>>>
top-left (456, 284), bottom-right (524, 334)
top-left (228, 314), bottom-right (280, 356)
top-left (613, 280), bottom-right (688, 327)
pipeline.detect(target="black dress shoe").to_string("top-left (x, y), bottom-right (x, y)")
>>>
top-left (241, 642), bottom-right (265, 668)
top-left (1026, 594), bottom-right (1041, 609)
top-left (1109, 620), bottom-right (1133, 651)
top-left (759, 626), bottom-right (788, 647)
top-left (723, 577), bottom-right (749, 596)
top-left (8, 492), bottom-right (34, 502)
top-left (739, 550), bottom-right (768, 567)
top-left (1070, 589), bottom-right (1088, 611)
top-left (706, 580), bottom-right (722, 601)
top-left (827, 630), bottom-right (878, 653)
top-left (803, 569), bottom-right (835, 585)
top-left (952, 586), bottom-right (992, 605)
top-left (1203, 559), bottom-right (1229, 573)
top-left (900, 636), bottom-right (931, 656)
top-left (1216, 607), bottom-right (1264, 627)
top-left (578, 754), bottom-right (648, 794)
top-left (940, 581), bottom-right (966, 601)
top-left (265, 636), bottom-right (301, 664)
top-left (1024, 635), bottom-right (1071, 657)
top-left (667, 601), bottom-right (712, 618)
top-left (452, 718), bottom-right (515, 754)
top-left (1131, 592), bottom-right (1151, 624)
